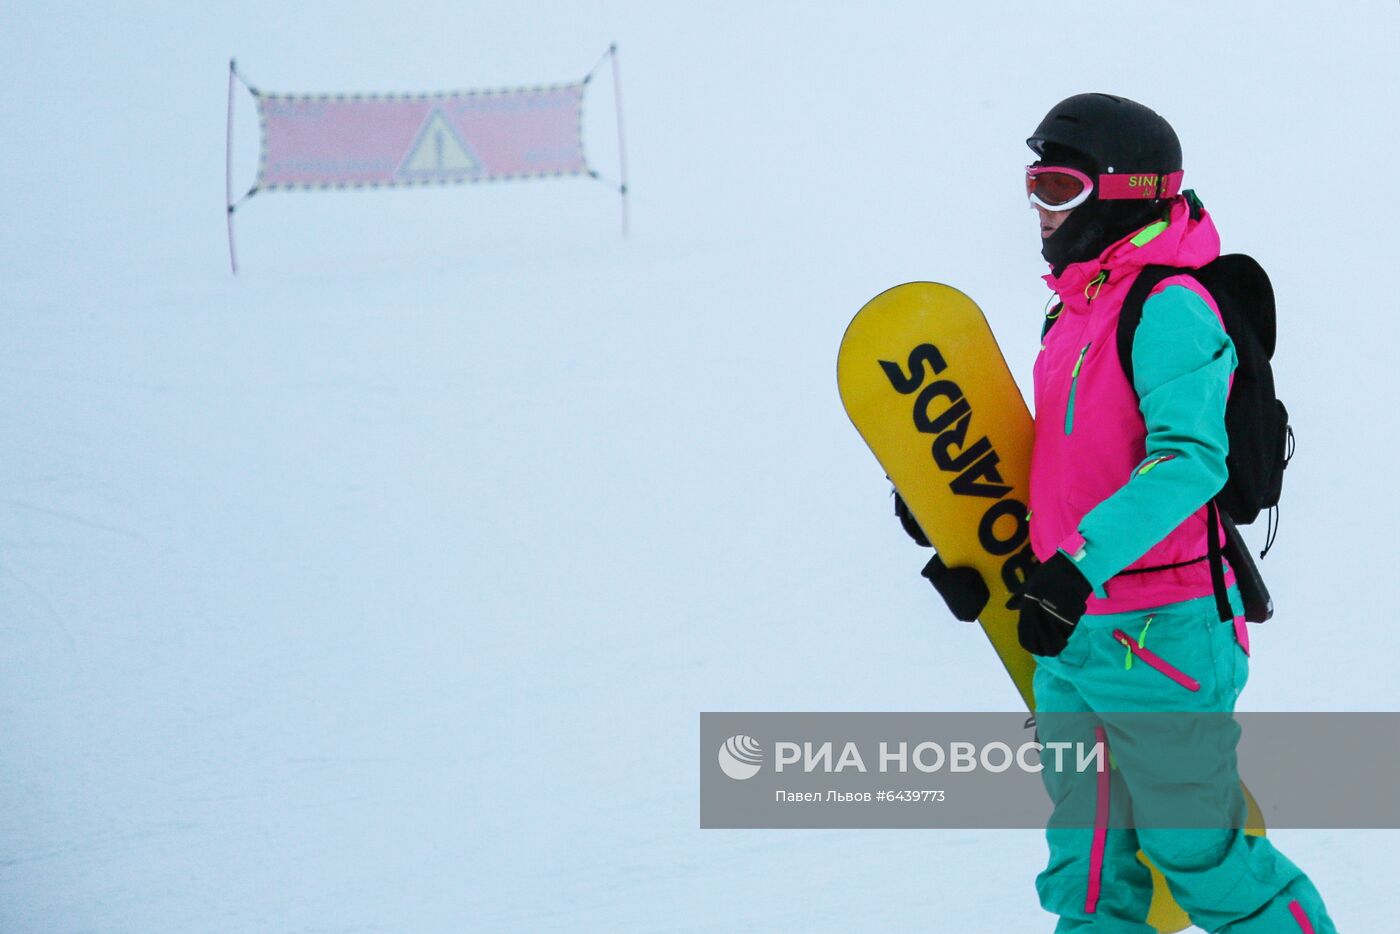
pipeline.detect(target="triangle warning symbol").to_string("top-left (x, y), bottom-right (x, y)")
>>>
top-left (396, 108), bottom-right (483, 181)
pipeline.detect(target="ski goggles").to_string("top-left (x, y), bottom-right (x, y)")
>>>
top-left (1026, 165), bottom-right (1185, 211)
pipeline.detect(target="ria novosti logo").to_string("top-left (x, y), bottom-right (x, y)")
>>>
top-left (717, 735), bottom-right (763, 780)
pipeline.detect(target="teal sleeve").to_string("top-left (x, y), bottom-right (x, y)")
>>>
top-left (1066, 285), bottom-right (1238, 590)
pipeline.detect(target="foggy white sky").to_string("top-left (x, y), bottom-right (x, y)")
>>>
top-left (1, 2), bottom-right (1396, 930)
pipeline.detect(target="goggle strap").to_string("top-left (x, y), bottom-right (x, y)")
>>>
top-left (1097, 170), bottom-right (1184, 201)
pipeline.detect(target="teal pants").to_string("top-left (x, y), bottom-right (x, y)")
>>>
top-left (1032, 589), bottom-right (1337, 933)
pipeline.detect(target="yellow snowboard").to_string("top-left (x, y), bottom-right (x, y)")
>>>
top-left (838, 282), bottom-right (1265, 933)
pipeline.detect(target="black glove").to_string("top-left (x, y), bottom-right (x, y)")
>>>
top-left (892, 490), bottom-right (931, 547)
top-left (1017, 551), bottom-right (1093, 657)
top-left (921, 553), bottom-right (990, 622)
top-left (891, 488), bottom-right (989, 621)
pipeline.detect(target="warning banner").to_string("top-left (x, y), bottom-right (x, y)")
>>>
top-left (252, 83), bottom-right (588, 191)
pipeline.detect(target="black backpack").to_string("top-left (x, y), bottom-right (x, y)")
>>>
top-left (1117, 254), bottom-right (1295, 621)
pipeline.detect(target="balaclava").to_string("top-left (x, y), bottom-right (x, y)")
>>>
top-left (1037, 141), bottom-right (1166, 275)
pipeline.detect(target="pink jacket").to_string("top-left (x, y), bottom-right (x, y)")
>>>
top-left (1029, 195), bottom-right (1237, 614)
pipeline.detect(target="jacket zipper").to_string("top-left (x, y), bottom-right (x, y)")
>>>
top-left (1111, 628), bottom-right (1200, 691)
top-left (1064, 342), bottom-right (1091, 435)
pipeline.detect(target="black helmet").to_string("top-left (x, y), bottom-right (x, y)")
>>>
top-left (1027, 94), bottom-right (1183, 274)
top-left (1027, 93), bottom-right (1182, 176)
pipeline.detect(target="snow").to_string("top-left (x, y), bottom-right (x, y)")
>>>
top-left (1, 1), bottom-right (1396, 930)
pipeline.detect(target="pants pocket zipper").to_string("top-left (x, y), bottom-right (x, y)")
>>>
top-left (1112, 628), bottom-right (1201, 691)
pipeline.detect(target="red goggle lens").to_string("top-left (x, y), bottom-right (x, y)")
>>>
top-left (1025, 168), bottom-right (1089, 206)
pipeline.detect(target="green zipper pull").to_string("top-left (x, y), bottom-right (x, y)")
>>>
top-left (1123, 614), bottom-right (1155, 670)
top-left (1138, 615), bottom-right (1155, 647)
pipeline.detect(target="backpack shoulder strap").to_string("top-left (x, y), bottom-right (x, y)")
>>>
top-left (1116, 264), bottom-right (1188, 392)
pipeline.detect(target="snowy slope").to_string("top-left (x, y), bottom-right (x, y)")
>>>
top-left (1, 1), bottom-right (1396, 931)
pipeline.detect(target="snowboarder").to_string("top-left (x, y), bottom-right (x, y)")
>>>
top-left (900, 93), bottom-right (1337, 932)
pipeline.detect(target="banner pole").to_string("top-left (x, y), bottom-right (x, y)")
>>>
top-left (226, 58), bottom-right (240, 275)
top-left (609, 43), bottom-right (629, 238)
